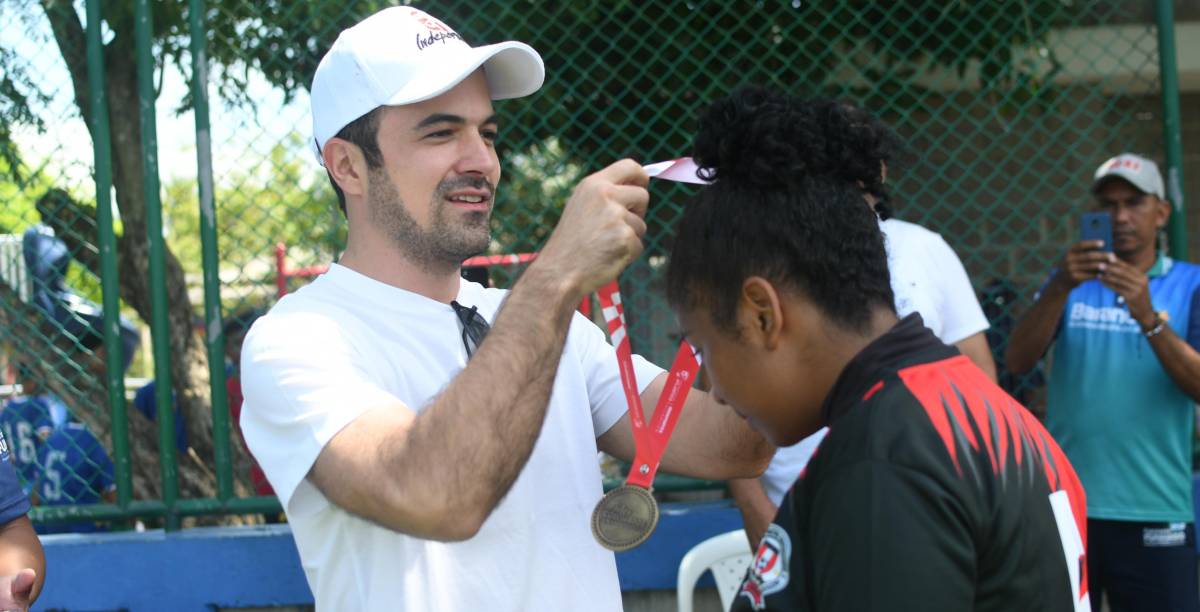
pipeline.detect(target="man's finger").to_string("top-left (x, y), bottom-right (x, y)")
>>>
top-left (609, 183), bottom-right (650, 217)
top-left (1069, 240), bottom-right (1106, 253)
top-left (596, 159), bottom-right (650, 188)
top-left (624, 210), bottom-right (648, 238)
top-left (1069, 251), bottom-right (1114, 265)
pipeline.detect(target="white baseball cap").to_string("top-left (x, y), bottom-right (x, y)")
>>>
top-left (309, 6), bottom-right (545, 164)
top-left (1092, 153), bottom-right (1164, 199)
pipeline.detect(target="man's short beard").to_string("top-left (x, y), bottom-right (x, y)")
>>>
top-left (367, 168), bottom-right (492, 272)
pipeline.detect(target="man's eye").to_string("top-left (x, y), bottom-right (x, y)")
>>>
top-left (481, 129), bottom-right (499, 142)
top-left (424, 130), bottom-right (453, 139)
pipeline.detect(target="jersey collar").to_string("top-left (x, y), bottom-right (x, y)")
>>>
top-left (1147, 253), bottom-right (1173, 278)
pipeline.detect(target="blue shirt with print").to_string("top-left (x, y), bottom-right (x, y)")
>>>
top-left (0, 394), bottom-right (69, 494)
top-left (1045, 256), bottom-right (1200, 522)
top-left (36, 422), bottom-right (115, 534)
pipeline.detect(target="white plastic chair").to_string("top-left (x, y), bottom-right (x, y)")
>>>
top-left (677, 529), bottom-right (753, 612)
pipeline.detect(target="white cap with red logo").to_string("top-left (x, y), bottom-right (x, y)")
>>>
top-left (309, 6), bottom-right (545, 165)
top-left (1092, 153), bottom-right (1164, 199)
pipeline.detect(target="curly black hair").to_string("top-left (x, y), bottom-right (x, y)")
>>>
top-left (800, 98), bottom-right (900, 220)
top-left (666, 86), bottom-right (895, 334)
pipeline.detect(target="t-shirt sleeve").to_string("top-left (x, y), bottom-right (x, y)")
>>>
top-left (806, 460), bottom-right (974, 611)
top-left (568, 312), bottom-right (665, 438)
top-left (239, 311), bottom-right (406, 511)
top-left (928, 234), bottom-right (989, 345)
top-left (0, 430), bottom-right (31, 524)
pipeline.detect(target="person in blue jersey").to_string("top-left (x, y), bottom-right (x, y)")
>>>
top-left (34, 421), bottom-right (115, 534)
top-left (21, 210), bottom-right (139, 373)
top-left (130, 381), bottom-right (188, 454)
top-left (0, 425), bottom-right (45, 610)
top-left (1008, 153), bottom-right (1200, 612)
top-left (0, 364), bottom-right (69, 496)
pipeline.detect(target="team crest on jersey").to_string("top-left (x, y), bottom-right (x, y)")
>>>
top-left (738, 523), bottom-right (792, 609)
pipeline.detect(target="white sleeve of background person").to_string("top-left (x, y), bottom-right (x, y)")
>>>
top-left (926, 231), bottom-right (989, 344)
top-left (882, 218), bottom-right (988, 344)
top-left (569, 311), bottom-right (666, 437)
top-left (239, 308), bottom-right (402, 510)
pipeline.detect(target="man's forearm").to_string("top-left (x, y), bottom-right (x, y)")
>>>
top-left (1006, 276), bottom-right (1070, 374)
top-left (642, 383), bottom-right (772, 481)
top-left (1145, 329), bottom-right (1200, 403)
top-left (728, 477), bottom-right (776, 550)
top-left (393, 266), bottom-right (582, 536)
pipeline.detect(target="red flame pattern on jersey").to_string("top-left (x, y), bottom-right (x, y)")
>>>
top-left (898, 354), bottom-right (1089, 587)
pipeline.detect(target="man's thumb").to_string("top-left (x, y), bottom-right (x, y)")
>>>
top-left (10, 569), bottom-right (35, 597)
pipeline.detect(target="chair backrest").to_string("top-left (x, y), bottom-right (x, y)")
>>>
top-left (676, 529), bottom-right (753, 612)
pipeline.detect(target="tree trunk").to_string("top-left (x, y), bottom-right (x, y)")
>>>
top-left (38, 1), bottom-right (253, 501)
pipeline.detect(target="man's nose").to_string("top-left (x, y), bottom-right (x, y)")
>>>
top-left (1112, 204), bottom-right (1134, 225)
top-left (454, 132), bottom-right (498, 177)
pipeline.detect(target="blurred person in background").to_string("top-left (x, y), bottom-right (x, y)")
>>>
top-left (1007, 153), bottom-right (1200, 612)
top-left (0, 363), bottom-right (68, 497)
top-left (34, 418), bottom-right (115, 535)
top-left (222, 307), bottom-right (274, 499)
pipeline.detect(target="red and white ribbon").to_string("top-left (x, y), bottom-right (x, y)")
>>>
top-left (597, 281), bottom-right (701, 489)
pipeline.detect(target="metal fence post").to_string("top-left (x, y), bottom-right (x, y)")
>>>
top-left (190, 0), bottom-right (235, 502)
top-left (1156, 0), bottom-right (1188, 259)
top-left (134, 0), bottom-right (181, 530)
top-left (85, 0), bottom-right (132, 509)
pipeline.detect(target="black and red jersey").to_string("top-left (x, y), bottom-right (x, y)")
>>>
top-left (733, 315), bottom-right (1090, 612)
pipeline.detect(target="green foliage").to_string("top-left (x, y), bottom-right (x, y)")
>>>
top-left (493, 136), bottom-right (584, 254)
top-left (161, 134), bottom-right (343, 307)
top-left (0, 158), bottom-right (55, 235)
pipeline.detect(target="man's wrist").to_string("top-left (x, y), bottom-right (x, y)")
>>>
top-left (515, 264), bottom-right (584, 312)
top-left (1141, 313), bottom-right (1166, 338)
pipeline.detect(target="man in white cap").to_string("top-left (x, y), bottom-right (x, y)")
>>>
top-left (237, 7), bottom-right (769, 611)
top-left (1008, 153), bottom-right (1200, 612)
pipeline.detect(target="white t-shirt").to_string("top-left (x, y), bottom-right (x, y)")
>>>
top-left (240, 263), bottom-right (663, 611)
top-left (760, 218), bottom-right (990, 505)
top-left (881, 217), bottom-right (988, 346)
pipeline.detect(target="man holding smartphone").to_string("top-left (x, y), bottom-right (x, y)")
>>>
top-left (1007, 153), bottom-right (1200, 612)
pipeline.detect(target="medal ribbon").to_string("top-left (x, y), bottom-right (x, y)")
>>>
top-left (597, 281), bottom-right (701, 489)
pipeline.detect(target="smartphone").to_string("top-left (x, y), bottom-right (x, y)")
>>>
top-left (1080, 212), bottom-right (1113, 252)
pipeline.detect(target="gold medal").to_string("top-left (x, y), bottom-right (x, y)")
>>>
top-left (591, 484), bottom-right (659, 552)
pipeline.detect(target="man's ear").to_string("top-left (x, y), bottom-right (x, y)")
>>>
top-left (323, 138), bottom-right (369, 199)
top-left (1155, 196), bottom-right (1171, 230)
top-left (739, 277), bottom-right (784, 350)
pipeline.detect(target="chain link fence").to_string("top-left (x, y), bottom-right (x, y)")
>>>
top-left (0, 2), bottom-right (126, 531)
top-left (0, 0), bottom-right (1188, 528)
